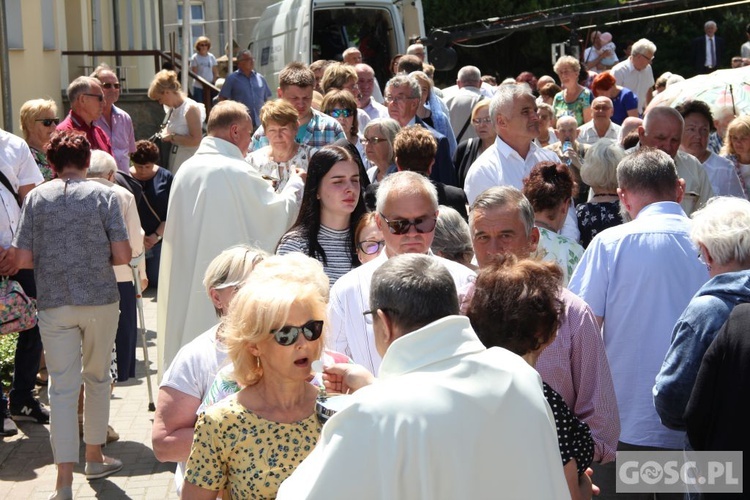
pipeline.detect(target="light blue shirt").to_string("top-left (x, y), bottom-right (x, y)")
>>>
top-left (569, 201), bottom-right (709, 449)
top-left (219, 69), bottom-right (271, 130)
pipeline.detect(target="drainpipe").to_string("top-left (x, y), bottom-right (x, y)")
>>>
top-left (181, 0), bottom-right (190, 93)
top-left (113, 0), bottom-right (122, 67)
top-left (0, 0), bottom-right (12, 131)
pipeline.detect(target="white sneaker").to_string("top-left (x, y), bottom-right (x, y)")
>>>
top-left (1, 414), bottom-right (18, 437)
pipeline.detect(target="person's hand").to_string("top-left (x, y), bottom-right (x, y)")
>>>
top-left (162, 134), bottom-right (173, 143)
top-left (582, 467), bottom-right (599, 498)
top-left (144, 234), bottom-right (159, 250)
top-left (294, 167), bottom-right (307, 183)
top-left (323, 363), bottom-right (375, 394)
top-left (0, 247), bottom-right (19, 276)
top-left (562, 147), bottom-right (583, 169)
top-left (140, 278), bottom-right (149, 293)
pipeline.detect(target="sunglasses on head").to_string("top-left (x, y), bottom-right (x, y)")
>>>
top-left (329, 108), bottom-right (353, 119)
top-left (271, 319), bottom-right (324, 346)
top-left (357, 239), bottom-right (385, 255)
top-left (379, 213), bottom-right (437, 235)
top-left (36, 118), bottom-right (60, 127)
top-left (101, 82), bottom-right (121, 90)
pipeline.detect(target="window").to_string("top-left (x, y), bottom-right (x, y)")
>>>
top-left (6, 0), bottom-right (23, 49)
top-left (41, 0), bottom-right (56, 50)
top-left (177, 3), bottom-right (205, 51)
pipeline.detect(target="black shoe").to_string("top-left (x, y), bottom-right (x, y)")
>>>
top-left (10, 399), bottom-right (50, 424)
top-left (1, 408), bottom-right (18, 436)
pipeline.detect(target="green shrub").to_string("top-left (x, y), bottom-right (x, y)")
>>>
top-left (0, 333), bottom-right (17, 391)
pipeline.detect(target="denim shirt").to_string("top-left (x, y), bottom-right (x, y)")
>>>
top-left (653, 270), bottom-right (750, 430)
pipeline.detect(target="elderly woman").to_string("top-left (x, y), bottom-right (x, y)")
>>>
top-left (410, 71), bottom-right (457, 155)
top-left (431, 205), bottom-right (475, 270)
top-left (552, 56), bottom-right (592, 126)
top-left (466, 255), bottom-right (595, 500)
top-left (248, 99), bottom-right (313, 192)
top-left (129, 140), bottom-right (173, 287)
top-left (453, 98), bottom-right (495, 188)
top-left (362, 118), bottom-right (401, 183)
top-left (190, 36), bottom-right (218, 104)
top-left (182, 253), bottom-right (328, 499)
top-left (152, 245), bottom-right (266, 496)
top-left (654, 196), bottom-right (750, 432)
top-left (13, 130), bottom-right (131, 499)
top-left (677, 100), bottom-right (745, 198)
top-left (321, 90), bottom-right (364, 158)
top-left (147, 69), bottom-right (205, 173)
top-left (576, 139), bottom-right (626, 248)
top-left (533, 102), bottom-right (558, 148)
top-left (523, 162), bottom-right (583, 285)
top-left (721, 115), bottom-right (750, 194)
top-left (354, 212), bottom-right (384, 264)
top-left (19, 98), bottom-right (58, 180)
top-left (590, 72), bottom-right (638, 125)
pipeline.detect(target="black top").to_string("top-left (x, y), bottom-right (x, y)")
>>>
top-left (544, 382), bottom-right (595, 476)
top-left (135, 167), bottom-right (173, 235)
top-left (453, 137), bottom-right (483, 190)
top-left (576, 200), bottom-right (623, 248)
top-left (365, 178), bottom-right (468, 221)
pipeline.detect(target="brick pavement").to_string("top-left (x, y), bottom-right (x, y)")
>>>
top-left (0, 289), bottom-right (178, 499)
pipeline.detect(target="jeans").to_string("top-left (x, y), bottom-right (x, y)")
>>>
top-left (9, 269), bottom-right (42, 407)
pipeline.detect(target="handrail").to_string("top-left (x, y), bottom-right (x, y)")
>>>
top-left (61, 49), bottom-right (220, 111)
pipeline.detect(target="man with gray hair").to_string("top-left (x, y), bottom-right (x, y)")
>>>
top-left (692, 20), bottom-right (724, 73)
top-left (218, 49), bottom-right (271, 130)
top-left (569, 148), bottom-right (709, 496)
top-left (57, 76), bottom-right (111, 153)
top-left (406, 42), bottom-right (426, 61)
top-left (87, 150), bottom-right (145, 383)
top-left (355, 63), bottom-right (387, 119)
top-left (611, 38), bottom-right (656, 115)
top-left (329, 171), bottom-right (475, 374)
top-left (465, 186), bottom-right (619, 468)
top-left (278, 254), bottom-right (568, 499)
top-left (385, 75), bottom-right (457, 186)
top-left (444, 65), bottom-right (484, 144)
top-left (637, 106), bottom-right (714, 215)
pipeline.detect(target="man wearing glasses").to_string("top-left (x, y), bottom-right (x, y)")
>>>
top-left (57, 76), bottom-right (111, 153)
top-left (611, 38), bottom-right (656, 115)
top-left (328, 170), bottom-right (475, 374)
top-left (92, 64), bottom-right (136, 174)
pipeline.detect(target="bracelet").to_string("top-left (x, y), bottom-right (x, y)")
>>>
top-left (154, 233), bottom-right (163, 242)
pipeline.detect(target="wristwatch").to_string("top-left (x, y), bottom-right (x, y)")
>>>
top-left (154, 233), bottom-right (162, 242)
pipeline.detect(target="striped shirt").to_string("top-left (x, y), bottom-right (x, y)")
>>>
top-left (277, 225), bottom-right (354, 287)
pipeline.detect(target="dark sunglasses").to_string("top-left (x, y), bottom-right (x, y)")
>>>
top-left (101, 82), bottom-right (121, 90)
top-left (271, 319), bottom-right (324, 346)
top-left (84, 93), bottom-right (104, 102)
top-left (36, 118), bottom-right (60, 127)
top-left (357, 239), bottom-right (385, 255)
top-left (379, 213), bottom-right (437, 235)
top-left (329, 108), bottom-right (353, 119)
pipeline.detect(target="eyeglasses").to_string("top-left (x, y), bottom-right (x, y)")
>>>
top-left (271, 319), bottom-right (324, 346)
top-left (101, 83), bottom-right (121, 90)
top-left (329, 108), bottom-right (353, 119)
top-left (384, 95), bottom-right (415, 104)
top-left (84, 93), bottom-right (104, 102)
top-left (357, 239), bottom-right (385, 255)
top-left (379, 213), bottom-right (437, 235)
top-left (472, 117), bottom-right (492, 125)
top-left (636, 52), bottom-right (655, 63)
top-left (361, 136), bottom-right (388, 145)
top-left (35, 118), bottom-right (60, 127)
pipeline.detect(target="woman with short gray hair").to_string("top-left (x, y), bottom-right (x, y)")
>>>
top-left (654, 196), bottom-right (750, 431)
top-left (431, 206), bottom-right (475, 270)
top-left (362, 118), bottom-right (401, 183)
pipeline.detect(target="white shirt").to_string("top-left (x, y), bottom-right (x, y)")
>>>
top-left (360, 97), bottom-right (389, 121)
top-left (569, 202), bottom-right (709, 448)
top-left (578, 120), bottom-right (621, 145)
top-left (278, 316), bottom-right (569, 500)
top-left (674, 150), bottom-right (715, 215)
top-left (328, 251), bottom-right (475, 375)
top-left (701, 151), bottom-right (745, 198)
top-left (704, 35), bottom-right (717, 67)
top-left (0, 130), bottom-right (44, 248)
top-left (611, 58), bottom-right (654, 115)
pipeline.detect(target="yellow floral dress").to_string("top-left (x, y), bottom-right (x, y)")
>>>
top-left (184, 395), bottom-right (321, 499)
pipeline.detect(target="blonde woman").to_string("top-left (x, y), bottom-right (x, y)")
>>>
top-left (552, 55), bottom-right (592, 126)
top-left (182, 253), bottom-right (328, 499)
top-left (19, 98), bottom-right (58, 181)
top-left (721, 115), bottom-right (750, 197)
top-left (453, 98), bottom-right (495, 187)
top-left (147, 69), bottom-right (205, 173)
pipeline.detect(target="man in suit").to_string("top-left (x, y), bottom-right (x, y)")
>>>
top-left (692, 21), bottom-right (724, 74)
top-left (385, 75), bottom-right (458, 187)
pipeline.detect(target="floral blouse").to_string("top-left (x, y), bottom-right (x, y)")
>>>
top-left (534, 227), bottom-right (584, 287)
top-left (185, 396), bottom-right (320, 499)
top-left (576, 201), bottom-right (624, 248)
top-left (247, 144), bottom-right (314, 192)
top-left (30, 146), bottom-right (54, 181)
top-left (553, 88), bottom-right (592, 127)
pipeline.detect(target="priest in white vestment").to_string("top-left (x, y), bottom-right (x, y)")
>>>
top-left (157, 101), bottom-right (302, 377)
top-left (278, 254), bottom-right (569, 499)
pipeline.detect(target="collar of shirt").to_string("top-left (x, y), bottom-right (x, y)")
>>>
top-left (69, 110), bottom-right (93, 130)
top-left (635, 201), bottom-right (686, 220)
top-left (495, 135), bottom-right (540, 162)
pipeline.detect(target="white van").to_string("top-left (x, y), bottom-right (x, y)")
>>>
top-left (250, 0), bottom-right (425, 92)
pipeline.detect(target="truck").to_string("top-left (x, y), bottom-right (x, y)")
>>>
top-left (250, 0), bottom-right (426, 91)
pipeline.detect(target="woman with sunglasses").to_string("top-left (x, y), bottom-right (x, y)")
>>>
top-left (277, 146), bottom-right (365, 287)
top-left (182, 253), bottom-right (328, 499)
top-left (321, 89), bottom-right (364, 159)
top-left (354, 212), bottom-right (384, 264)
top-left (362, 118), bottom-right (401, 183)
top-left (19, 98), bottom-right (59, 181)
top-left (247, 99), bottom-right (313, 192)
top-left (147, 70), bottom-right (205, 174)
top-left (189, 36), bottom-right (218, 105)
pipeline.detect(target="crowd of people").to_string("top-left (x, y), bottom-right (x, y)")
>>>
top-left (2, 19), bottom-right (750, 500)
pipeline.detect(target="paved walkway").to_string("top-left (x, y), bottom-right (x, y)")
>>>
top-left (0, 289), bottom-right (178, 499)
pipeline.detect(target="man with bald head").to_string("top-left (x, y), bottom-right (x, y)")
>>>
top-left (342, 47), bottom-right (362, 65)
top-left (355, 63), bottom-right (387, 119)
top-left (638, 106), bottom-right (713, 215)
top-left (445, 65), bottom-right (484, 143)
top-left (57, 76), bottom-right (111, 153)
top-left (158, 101), bottom-right (304, 377)
top-left (578, 96), bottom-right (621, 145)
